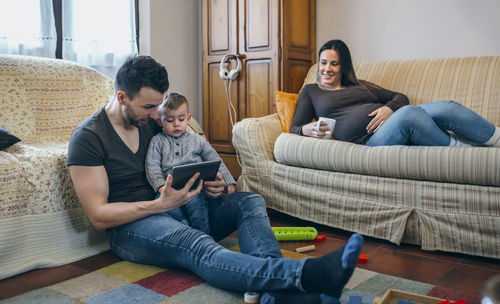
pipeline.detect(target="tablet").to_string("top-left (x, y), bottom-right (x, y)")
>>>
top-left (171, 159), bottom-right (222, 190)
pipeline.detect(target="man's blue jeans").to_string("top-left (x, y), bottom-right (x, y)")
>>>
top-left (365, 100), bottom-right (496, 146)
top-left (107, 192), bottom-right (306, 292)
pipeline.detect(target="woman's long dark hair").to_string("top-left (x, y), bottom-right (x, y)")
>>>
top-left (318, 39), bottom-right (359, 87)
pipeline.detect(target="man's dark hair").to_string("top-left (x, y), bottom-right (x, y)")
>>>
top-left (318, 39), bottom-right (359, 87)
top-left (115, 55), bottom-right (169, 99)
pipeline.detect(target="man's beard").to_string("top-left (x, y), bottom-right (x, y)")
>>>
top-left (124, 104), bottom-right (148, 127)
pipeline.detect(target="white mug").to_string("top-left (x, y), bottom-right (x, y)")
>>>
top-left (315, 117), bottom-right (336, 139)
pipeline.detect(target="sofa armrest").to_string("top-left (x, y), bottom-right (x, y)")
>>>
top-left (232, 113), bottom-right (282, 180)
top-left (274, 133), bottom-right (500, 186)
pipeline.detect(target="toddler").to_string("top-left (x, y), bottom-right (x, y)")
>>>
top-left (145, 92), bottom-right (236, 233)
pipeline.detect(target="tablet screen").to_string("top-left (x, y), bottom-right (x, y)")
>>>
top-left (171, 160), bottom-right (222, 190)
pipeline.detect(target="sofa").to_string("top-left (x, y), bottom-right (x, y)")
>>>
top-left (0, 55), bottom-right (114, 279)
top-left (232, 56), bottom-right (500, 259)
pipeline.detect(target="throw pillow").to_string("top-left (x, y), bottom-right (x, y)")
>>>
top-left (275, 90), bottom-right (299, 132)
top-left (0, 127), bottom-right (21, 150)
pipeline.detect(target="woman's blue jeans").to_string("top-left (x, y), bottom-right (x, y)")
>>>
top-left (107, 192), bottom-right (306, 292)
top-left (365, 100), bottom-right (496, 146)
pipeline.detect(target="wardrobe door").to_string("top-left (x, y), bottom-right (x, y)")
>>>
top-left (202, 0), bottom-right (239, 155)
top-left (202, 0), bottom-right (279, 178)
top-left (237, 0), bottom-right (279, 119)
top-left (202, 0), bottom-right (315, 178)
top-left (281, 0), bottom-right (316, 93)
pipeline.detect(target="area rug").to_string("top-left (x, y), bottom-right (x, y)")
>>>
top-left (0, 238), bottom-right (480, 304)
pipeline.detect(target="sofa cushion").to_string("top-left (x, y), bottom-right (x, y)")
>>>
top-left (274, 132), bottom-right (500, 187)
top-left (0, 55), bottom-right (114, 144)
top-left (0, 127), bottom-right (20, 150)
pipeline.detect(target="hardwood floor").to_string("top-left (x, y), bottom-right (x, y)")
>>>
top-left (0, 209), bottom-right (498, 300)
top-left (268, 210), bottom-right (500, 297)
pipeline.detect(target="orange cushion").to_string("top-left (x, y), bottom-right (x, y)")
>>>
top-left (275, 90), bottom-right (299, 132)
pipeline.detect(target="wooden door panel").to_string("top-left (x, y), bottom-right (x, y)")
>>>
top-left (282, 0), bottom-right (316, 93)
top-left (208, 0), bottom-right (231, 53)
top-left (287, 0), bottom-right (310, 50)
top-left (288, 59), bottom-right (313, 93)
top-left (238, 0), bottom-right (278, 119)
top-left (219, 153), bottom-right (242, 179)
top-left (246, 0), bottom-right (271, 50)
top-left (245, 59), bottom-right (274, 118)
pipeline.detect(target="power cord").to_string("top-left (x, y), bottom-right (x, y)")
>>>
top-left (223, 78), bottom-right (238, 128)
top-left (221, 67), bottom-right (243, 168)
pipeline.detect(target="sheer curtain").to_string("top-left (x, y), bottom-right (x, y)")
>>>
top-left (0, 0), bottom-right (56, 57)
top-left (62, 0), bottom-right (138, 78)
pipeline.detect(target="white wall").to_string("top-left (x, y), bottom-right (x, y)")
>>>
top-left (139, 0), bottom-right (500, 121)
top-left (317, 0), bottom-right (500, 62)
top-left (139, 0), bottom-right (202, 121)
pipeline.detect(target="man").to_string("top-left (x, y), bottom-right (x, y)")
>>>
top-left (68, 55), bottom-right (363, 303)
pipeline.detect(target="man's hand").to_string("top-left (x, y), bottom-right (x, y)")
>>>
top-left (203, 173), bottom-right (226, 198)
top-left (367, 106), bottom-right (393, 133)
top-left (157, 173), bottom-right (202, 210)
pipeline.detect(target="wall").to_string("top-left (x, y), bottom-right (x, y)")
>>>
top-left (140, 0), bottom-right (500, 121)
top-left (139, 0), bottom-right (202, 121)
top-left (317, 0), bottom-right (500, 62)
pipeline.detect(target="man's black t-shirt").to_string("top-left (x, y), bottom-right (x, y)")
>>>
top-left (67, 107), bottom-right (160, 203)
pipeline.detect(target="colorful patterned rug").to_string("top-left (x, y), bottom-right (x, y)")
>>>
top-left (1, 238), bottom-right (480, 304)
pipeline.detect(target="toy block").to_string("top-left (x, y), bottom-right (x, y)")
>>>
top-left (272, 227), bottom-right (318, 241)
top-left (314, 235), bottom-right (326, 243)
top-left (358, 253), bottom-right (368, 263)
top-left (295, 245), bottom-right (315, 253)
top-left (452, 300), bottom-right (466, 304)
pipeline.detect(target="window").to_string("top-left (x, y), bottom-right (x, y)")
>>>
top-left (0, 0), bottom-right (139, 79)
top-left (61, 0), bottom-right (138, 78)
top-left (0, 0), bottom-right (56, 57)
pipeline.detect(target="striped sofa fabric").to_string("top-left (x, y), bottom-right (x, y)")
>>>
top-left (233, 56), bottom-right (500, 259)
top-left (0, 55), bottom-right (114, 279)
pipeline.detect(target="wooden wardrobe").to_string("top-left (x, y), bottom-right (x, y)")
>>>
top-left (202, 0), bottom-right (316, 178)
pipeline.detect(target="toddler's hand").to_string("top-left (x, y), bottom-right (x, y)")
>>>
top-left (225, 184), bottom-right (236, 194)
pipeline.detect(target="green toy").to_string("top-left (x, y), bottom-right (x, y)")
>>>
top-left (272, 227), bottom-right (318, 241)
